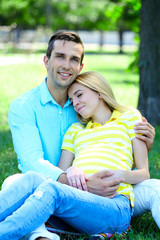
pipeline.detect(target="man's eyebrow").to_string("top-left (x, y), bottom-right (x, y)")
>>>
top-left (55, 52), bottom-right (64, 55)
top-left (72, 56), bottom-right (81, 60)
top-left (55, 52), bottom-right (80, 60)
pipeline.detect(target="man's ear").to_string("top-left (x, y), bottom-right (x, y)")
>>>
top-left (43, 55), bottom-right (49, 69)
top-left (80, 63), bottom-right (84, 72)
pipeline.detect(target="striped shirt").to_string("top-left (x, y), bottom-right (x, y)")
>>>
top-left (62, 110), bottom-right (141, 206)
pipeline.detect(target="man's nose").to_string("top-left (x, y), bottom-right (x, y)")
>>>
top-left (63, 59), bottom-right (70, 69)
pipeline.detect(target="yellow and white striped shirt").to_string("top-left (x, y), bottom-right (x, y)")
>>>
top-left (62, 110), bottom-right (141, 207)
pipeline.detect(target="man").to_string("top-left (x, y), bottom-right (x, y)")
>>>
top-left (8, 31), bottom-right (156, 240)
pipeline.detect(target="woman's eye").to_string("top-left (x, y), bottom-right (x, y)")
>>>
top-left (77, 94), bottom-right (82, 98)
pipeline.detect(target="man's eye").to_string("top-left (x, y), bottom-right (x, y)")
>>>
top-left (72, 58), bottom-right (79, 62)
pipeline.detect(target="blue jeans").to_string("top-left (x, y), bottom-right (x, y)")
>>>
top-left (0, 171), bottom-right (131, 240)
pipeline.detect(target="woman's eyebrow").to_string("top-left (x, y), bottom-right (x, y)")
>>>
top-left (74, 89), bottom-right (81, 95)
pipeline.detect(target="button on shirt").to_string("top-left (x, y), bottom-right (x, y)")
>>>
top-left (8, 78), bottom-right (78, 180)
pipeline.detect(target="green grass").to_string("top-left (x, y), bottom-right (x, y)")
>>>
top-left (0, 51), bottom-right (160, 239)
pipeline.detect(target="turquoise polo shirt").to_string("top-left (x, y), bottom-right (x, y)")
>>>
top-left (8, 78), bottom-right (78, 180)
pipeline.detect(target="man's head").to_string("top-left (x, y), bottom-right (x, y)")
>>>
top-left (46, 30), bottom-right (84, 65)
top-left (44, 30), bottom-right (84, 94)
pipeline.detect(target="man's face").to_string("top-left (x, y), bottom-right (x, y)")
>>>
top-left (44, 40), bottom-right (84, 89)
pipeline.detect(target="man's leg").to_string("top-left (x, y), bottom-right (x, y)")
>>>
top-left (1, 173), bottom-right (23, 190)
top-left (133, 179), bottom-right (160, 228)
top-left (0, 179), bottom-right (131, 239)
top-left (1, 172), bottom-right (59, 240)
top-left (0, 171), bottom-right (46, 239)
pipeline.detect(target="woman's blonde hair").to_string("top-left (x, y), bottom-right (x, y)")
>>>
top-left (72, 71), bottom-right (130, 123)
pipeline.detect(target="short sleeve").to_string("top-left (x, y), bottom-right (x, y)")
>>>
top-left (123, 110), bottom-right (142, 140)
top-left (61, 123), bottom-right (84, 153)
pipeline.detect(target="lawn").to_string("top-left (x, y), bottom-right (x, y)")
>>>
top-left (0, 50), bottom-right (160, 239)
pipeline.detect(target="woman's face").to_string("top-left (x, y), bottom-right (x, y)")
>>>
top-left (68, 82), bottom-right (101, 120)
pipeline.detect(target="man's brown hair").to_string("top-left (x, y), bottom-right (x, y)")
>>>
top-left (46, 30), bottom-right (84, 65)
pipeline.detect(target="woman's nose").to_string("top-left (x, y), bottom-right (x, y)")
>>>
top-left (73, 99), bottom-right (79, 107)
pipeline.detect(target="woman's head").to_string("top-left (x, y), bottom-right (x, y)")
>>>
top-left (68, 71), bottom-right (128, 122)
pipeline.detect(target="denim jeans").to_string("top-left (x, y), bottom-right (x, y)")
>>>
top-left (0, 171), bottom-right (131, 240)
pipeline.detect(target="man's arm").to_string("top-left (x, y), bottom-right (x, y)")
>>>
top-left (8, 100), bottom-right (63, 180)
top-left (58, 170), bottom-right (123, 198)
top-left (134, 117), bottom-right (155, 152)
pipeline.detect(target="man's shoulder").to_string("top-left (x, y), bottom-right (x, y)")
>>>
top-left (10, 84), bottom-right (41, 109)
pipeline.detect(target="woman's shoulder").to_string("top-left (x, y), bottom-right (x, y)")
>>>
top-left (120, 109), bottom-right (142, 122)
top-left (66, 122), bottom-right (85, 134)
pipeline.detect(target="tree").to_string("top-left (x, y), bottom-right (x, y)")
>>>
top-left (105, 0), bottom-right (140, 53)
top-left (138, 0), bottom-right (160, 125)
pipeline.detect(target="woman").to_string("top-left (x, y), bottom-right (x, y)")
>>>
top-left (0, 72), bottom-right (149, 239)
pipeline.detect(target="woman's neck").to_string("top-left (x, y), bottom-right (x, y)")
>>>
top-left (92, 101), bottom-right (112, 125)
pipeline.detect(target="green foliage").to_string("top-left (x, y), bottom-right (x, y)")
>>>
top-left (0, 0), bottom-right (140, 32)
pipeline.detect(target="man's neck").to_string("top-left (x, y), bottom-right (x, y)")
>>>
top-left (46, 79), bottom-right (68, 108)
top-left (51, 88), bottom-right (68, 107)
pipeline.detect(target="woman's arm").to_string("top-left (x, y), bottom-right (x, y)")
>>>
top-left (121, 138), bottom-right (150, 184)
top-left (58, 150), bottom-right (88, 191)
top-left (104, 138), bottom-right (150, 184)
top-left (58, 150), bottom-right (74, 171)
top-left (134, 117), bottom-right (155, 153)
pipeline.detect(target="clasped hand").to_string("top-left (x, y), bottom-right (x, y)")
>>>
top-left (66, 166), bottom-right (124, 198)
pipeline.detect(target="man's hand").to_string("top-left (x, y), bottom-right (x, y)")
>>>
top-left (57, 173), bottom-right (69, 185)
top-left (134, 117), bottom-right (155, 153)
top-left (87, 170), bottom-right (123, 198)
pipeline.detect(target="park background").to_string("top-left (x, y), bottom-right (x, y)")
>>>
top-left (0, 0), bottom-right (160, 239)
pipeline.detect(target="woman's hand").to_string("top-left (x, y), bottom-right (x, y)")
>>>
top-left (66, 166), bottom-right (88, 191)
top-left (134, 117), bottom-right (155, 153)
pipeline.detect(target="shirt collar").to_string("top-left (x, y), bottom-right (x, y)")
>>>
top-left (40, 78), bottom-right (72, 107)
top-left (86, 110), bottom-right (122, 129)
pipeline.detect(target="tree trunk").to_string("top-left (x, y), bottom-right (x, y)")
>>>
top-left (118, 29), bottom-right (124, 54)
top-left (138, 0), bottom-right (160, 125)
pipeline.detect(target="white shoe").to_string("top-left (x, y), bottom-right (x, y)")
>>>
top-left (23, 224), bottom-right (60, 240)
top-left (51, 233), bottom-right (60, 240)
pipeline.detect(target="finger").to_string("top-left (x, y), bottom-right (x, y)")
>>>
top-left (80, 175), bottom-right (88, 191)
top-left (110, 178), bottom-right (124, 186)
top-left (68, 178), bottom-right (74, 187)
top-left (94, 170), bottom-right (113, 178)
top-left (142, 116), bottom-right (147, 122)
top-left (70, 178), bottom-right (77, 188)
top-left (135, 121), bottom-right (155, 132)
top-left (107, 184), bottom-right (119, 193)
top-left (84, 173), bottom-right (89, 181)
top-left (75, 177), bottom-right (83, 190)
top-left (142, 117), bottom-right (155, 131)
top-left (107, 192), bottom-right (117, 199)
top-left (135, 130), bottom-right (152, 137)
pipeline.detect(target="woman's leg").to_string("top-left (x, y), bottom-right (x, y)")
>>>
top-left (133, 179), bottom-right (160, 228)
top-left (0, 179), bottom-right (131, 239)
